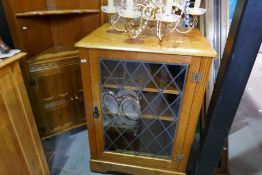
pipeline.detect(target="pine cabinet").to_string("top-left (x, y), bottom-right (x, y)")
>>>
top-left (76, 24), bottom-right (217, 175)
top-left (28, 51), bottom-right (86, 138)
top-left (0, 53), bottom-right (49, 175)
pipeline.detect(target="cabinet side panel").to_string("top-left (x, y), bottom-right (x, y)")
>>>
top-left (0, 68), bottom-right (30, 175)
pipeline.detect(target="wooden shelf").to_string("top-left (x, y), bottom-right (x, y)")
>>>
top-left (103, 82), bottom-right (179, 95)
top-left (143, 114), bottom-right (174, 121)
top-left (16, 9), bottom-right (100, 17)
top-left (28, 46), bottom-right (78, 62)
top-left (105, 112), bottom-right (174, 122)
top-left (28, 46), bottom-right (80, 71)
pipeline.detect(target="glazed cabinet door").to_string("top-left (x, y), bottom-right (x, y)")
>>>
top-left (30, 65), bottom-right (76, 137)
top-left (70, 63), bottom-right (86, 123)
top-left (88, 50), bottom-right (201, 172)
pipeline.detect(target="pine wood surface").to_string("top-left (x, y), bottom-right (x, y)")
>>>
top-left (0, 53), bottom-right (49, 175)
top-left (0, 52), bottom-right (27, 69)
top-left (75, 23), bottom-right (217, 58)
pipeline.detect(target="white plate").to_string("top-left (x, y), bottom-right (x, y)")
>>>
top-left (188, 8), bottom-right (207, 16)
top-left (156, 14), bottom-right (180, 23)
top-left (173, 2), bottom-right (183, 11)
top-left (118, 9), bottom-right (141, 19)
top-left (101, 5), bottom-right (121, 14)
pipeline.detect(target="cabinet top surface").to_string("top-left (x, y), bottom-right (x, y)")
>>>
top-left (75, 23), bottom-right (217, 57)
top-left (0, 53), bottom-right (27, 69)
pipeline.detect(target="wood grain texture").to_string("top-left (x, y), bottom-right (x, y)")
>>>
top-left (29, 55), bottom-right (86, 138)
top-left (90, 159), bottom-right (186, 175)
top-left (0, 53), bottom-right (27, 69)
top-left (50, 14), bottom-right (101, 46)
top-left (89, 49), bottom-right (192, 64)
top-left (17, 17), bottom-right (54, 56)
top-left (16, 9), bottom-right (100, 17)
top-left (46, 0), bottom-right (100, 10)
top-left (0, 53), bottom-right (49, 175)
top-left (75, 23), bottom-right (217, 57)
top-left (8, 0), bottom-right (47, 13)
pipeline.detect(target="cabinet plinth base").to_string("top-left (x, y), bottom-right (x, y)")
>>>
top-left (90, 159), bottom-right (186, 175)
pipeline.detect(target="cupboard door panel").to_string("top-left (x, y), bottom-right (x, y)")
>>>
top-left (30, 65), bottom-right (76, 136)
top-left (70, 63), bottom-right (86, 123)
top-left (0, 72), bottom-right (30, 175)
top-left (88, 50), bottom-right (200, 171)
top-left (0, 61), bottom-right (48, 175)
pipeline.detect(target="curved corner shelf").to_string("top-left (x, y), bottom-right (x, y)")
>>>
top-left (16, 9), bottom-right (100, 17)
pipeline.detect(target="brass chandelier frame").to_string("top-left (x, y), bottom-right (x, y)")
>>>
top-left (101, 0), bottom-right (207, 41)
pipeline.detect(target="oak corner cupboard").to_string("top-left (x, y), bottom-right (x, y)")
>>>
top-left (2, 0), bottom-right (102, 137)
top-left (75, 23), bottom-right (217, 175)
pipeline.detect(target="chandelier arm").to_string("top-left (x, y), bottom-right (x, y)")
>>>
top-left (156, 20), bottom-right (164, 41)
top-left (127, 5), bottom-right (149, 39)
top-left (174, 16), bottom-right (197, 34)
top-left (110, 14), bottom-right (126, 32)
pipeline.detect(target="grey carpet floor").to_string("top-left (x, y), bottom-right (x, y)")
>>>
top-left (229, 52), bottom-right (262, 175)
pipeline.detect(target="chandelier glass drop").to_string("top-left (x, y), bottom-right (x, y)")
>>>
top-left (101, 0), bottom-right (207, 41)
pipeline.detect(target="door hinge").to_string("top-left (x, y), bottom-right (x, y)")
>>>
top-left (192, 72), bottom-right (202, 82)
top-left (29, 79), bottom-right (36, 86)
top-left (175, 155), bottom-right (184, 161)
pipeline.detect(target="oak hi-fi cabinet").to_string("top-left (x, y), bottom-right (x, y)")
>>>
top-left (75, 24), bottom-right (217, 175)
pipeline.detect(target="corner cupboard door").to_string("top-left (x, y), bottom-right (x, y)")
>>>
top-left (70, 63), bottom-right (86, 123)
top-left (89, 50), bottom-right (201, 171)
top-left (30, 65), bottom-right (76, 137)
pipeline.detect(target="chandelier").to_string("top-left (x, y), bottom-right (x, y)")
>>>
top-left (101, 0), bottom-right (206, 41)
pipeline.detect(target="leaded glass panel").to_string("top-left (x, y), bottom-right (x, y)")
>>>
top-left (100, 58), bottom-right (188, 160)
